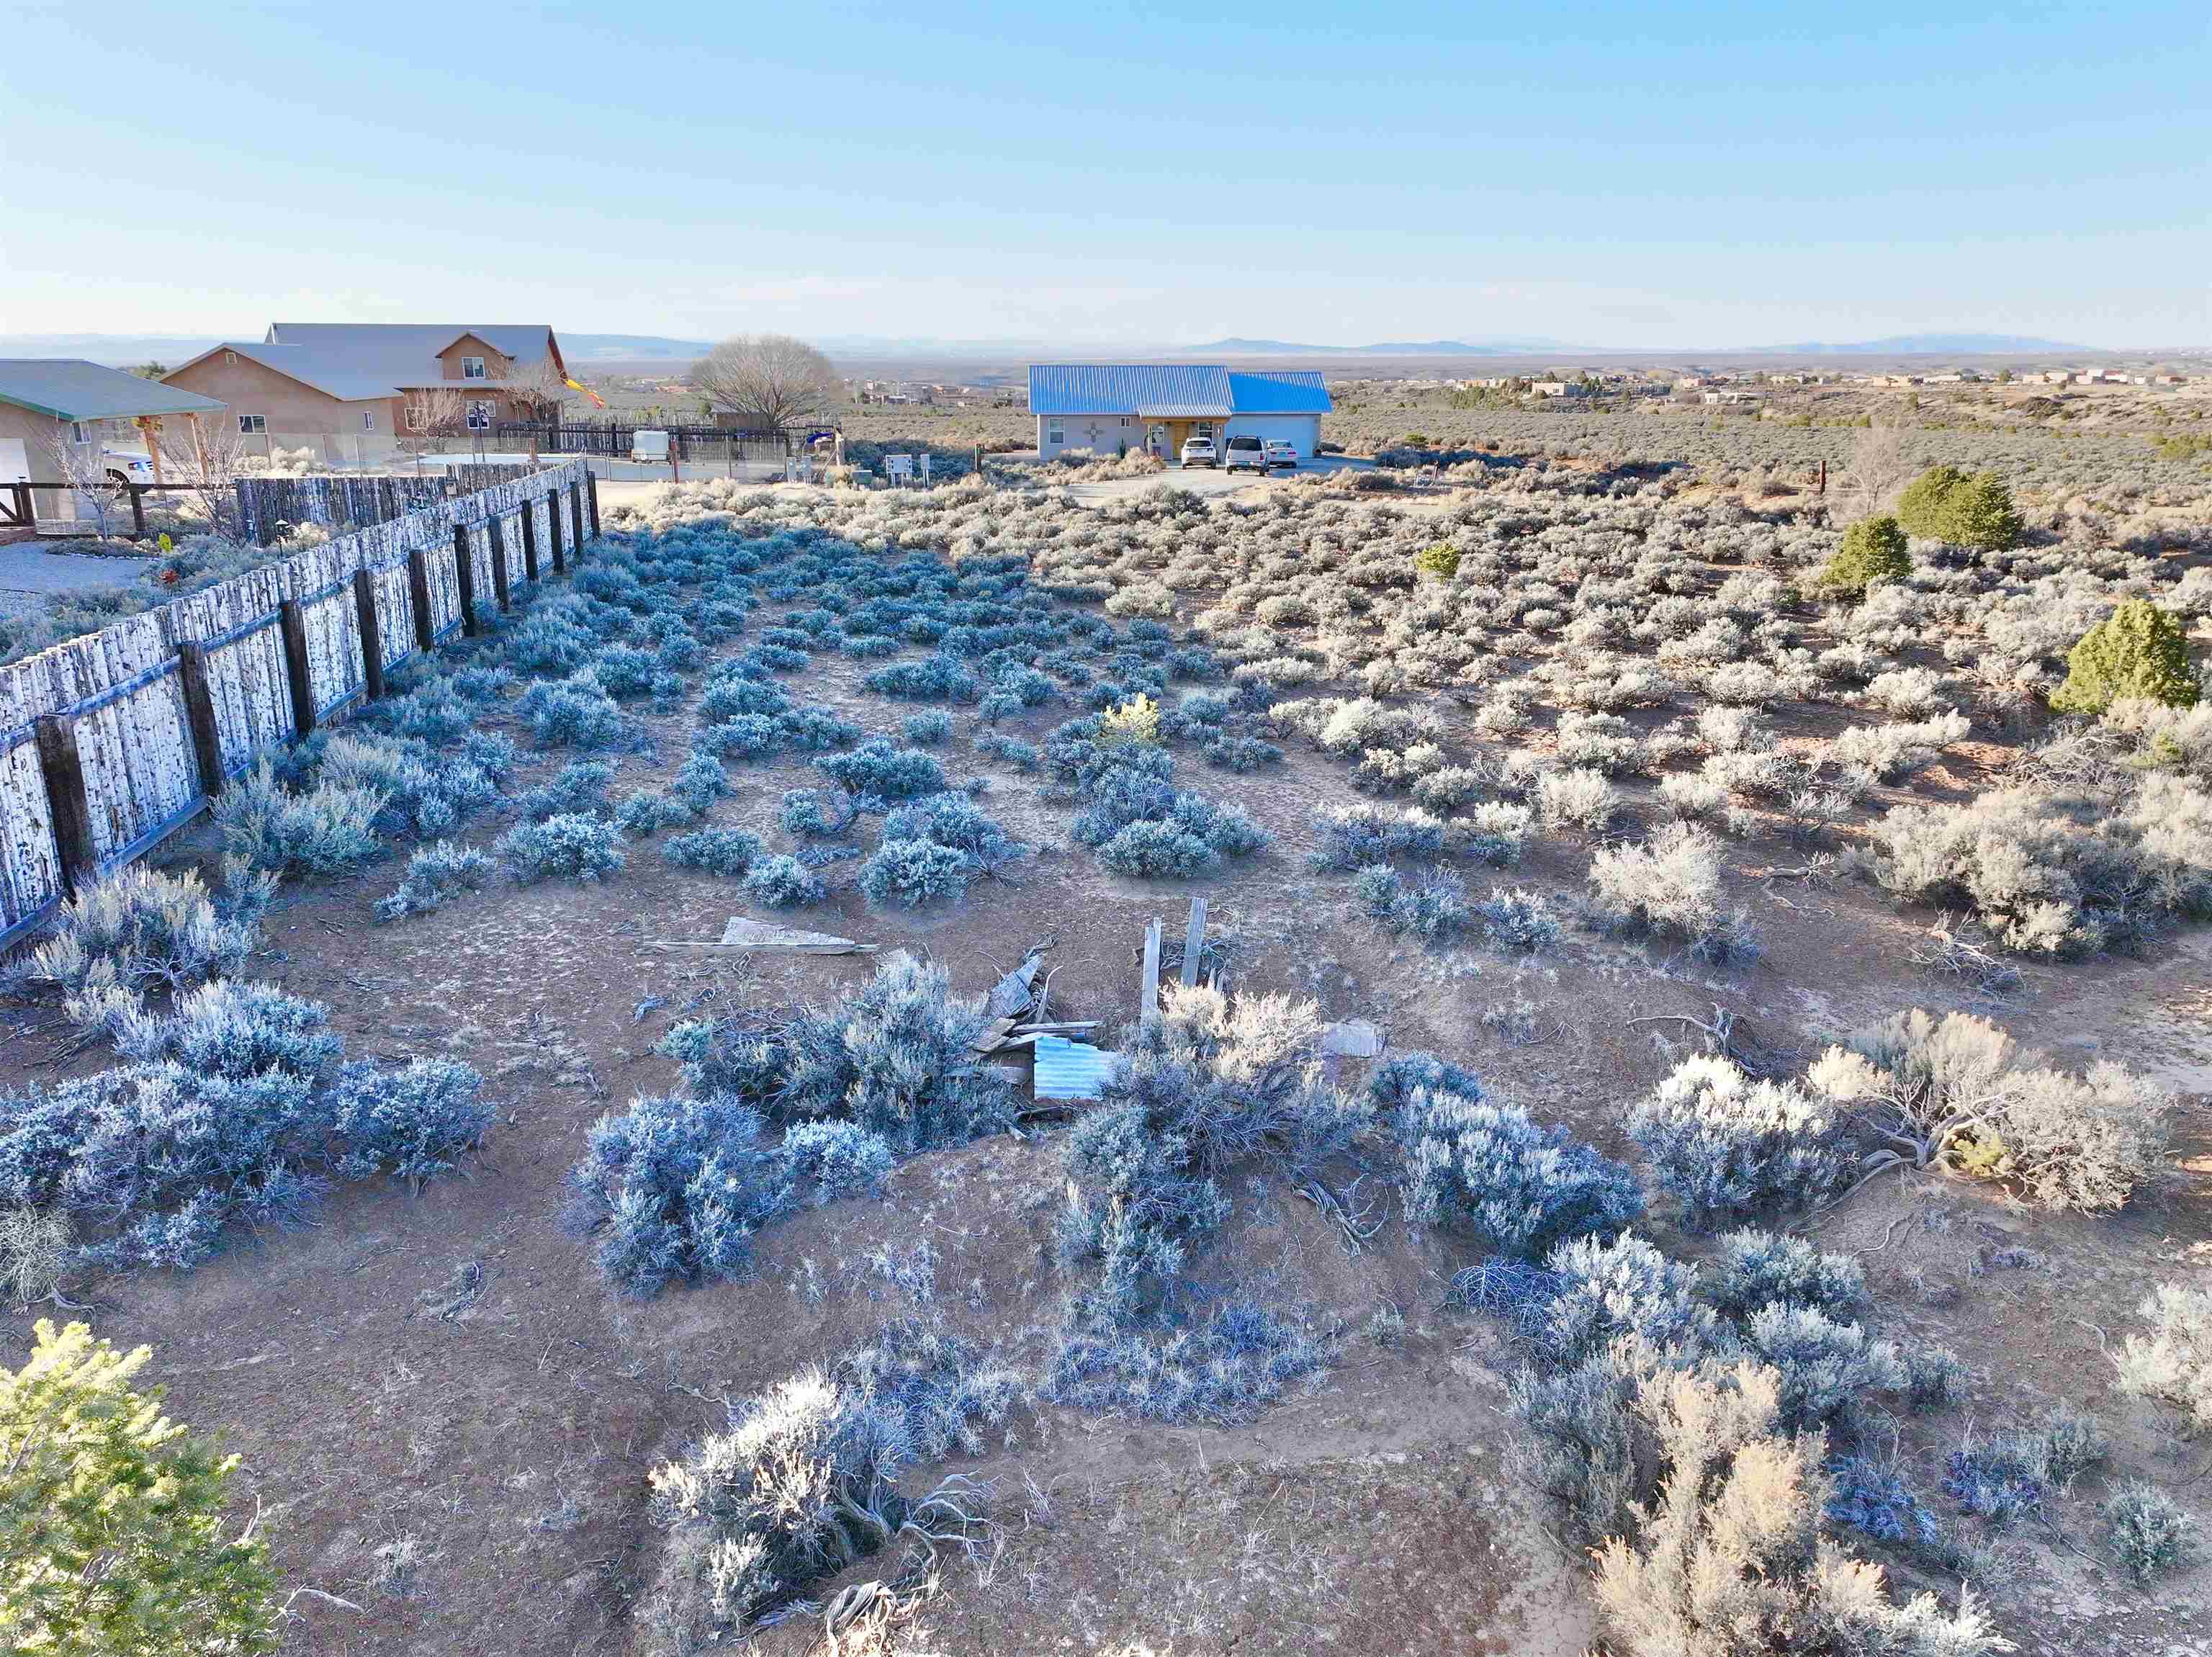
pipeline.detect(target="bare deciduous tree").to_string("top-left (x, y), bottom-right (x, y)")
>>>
top-left (691, 334), bottom-right (842, 433)
top-left (158, 413), bottom-right (251, 539)
top-left (1836, 422), bottom-right (1912, 524)
top-left (41, 424), bottom-right (123, 539)
top-left (398, 387), bottom-right (468, 466)
top-left (500, 358), bottom-right (572, 465)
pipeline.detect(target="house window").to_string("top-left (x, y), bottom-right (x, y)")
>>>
top-left (1046, 421), bottom-right (1064, 446)
top-left (466, 400), bottom-right (493, 431)
top-left (362, 410), bottom-right (376, 431)
top-left (461, 355), bottom-right (487, 380)
top-left (1196, 421), bottom-right (1214, 438)
top-left (68, 421), bottom-right (87, 444)
top-left (238, 414), bottom-right (266, 434)
top-left (405, 401), bottom-right (426, 431)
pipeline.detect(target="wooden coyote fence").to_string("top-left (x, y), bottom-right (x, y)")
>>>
top-left (0, 460), bottom-right (604, 949)
top-left (234, 474), bottom-right (456, 546)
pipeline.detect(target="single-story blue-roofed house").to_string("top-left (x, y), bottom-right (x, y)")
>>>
top-left (1026, 364), bottom-right (1331, 462)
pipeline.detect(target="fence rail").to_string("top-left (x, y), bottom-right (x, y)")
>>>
top-left (0, 460), bottom-right (602, 949)
top-left (495, 421), bottom-right (785, 462)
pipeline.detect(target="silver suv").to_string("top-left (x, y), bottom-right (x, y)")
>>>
top-left (1223, 434), bottom-right (1267, 473)
top-left (1179, 436), bottom-right (1217, 468)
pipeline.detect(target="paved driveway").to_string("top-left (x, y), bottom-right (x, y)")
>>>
top-left (0, 544), bottom-right (147, 594)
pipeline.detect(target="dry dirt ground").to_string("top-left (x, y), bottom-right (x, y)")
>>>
top-left (6, 526), bottom-right (2212, 1657)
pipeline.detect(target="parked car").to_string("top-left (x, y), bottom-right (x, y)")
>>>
top-left (1223, 435), bottom-right (1267, 473)
top-left (102, 446), bottom-right (158, 486)
top-left (1262, 439), bottom-right (1299, 472)
top-left (1179, 436), bottom-right (1217, 469)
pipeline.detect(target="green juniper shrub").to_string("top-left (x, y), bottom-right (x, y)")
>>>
top-left (2049, 599), bottom-right (2197, 714)
top-left (1816, 515), bottom-right (1912, 596)
top-left (1896, 464), bottom-right (1967, 539)
top-left (1413, 542), bottom-right (1462, 580)
top-left (1, 1321), bottom-right (281, 1655)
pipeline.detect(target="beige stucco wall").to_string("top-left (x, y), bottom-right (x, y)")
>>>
top-left (161, 354), bottom-right (403, 466)
top-left (0, 402), bottom-right (102, 524)
top-left (437, 333), bottom-right (514, 382)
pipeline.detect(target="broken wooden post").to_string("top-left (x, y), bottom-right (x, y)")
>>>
top-left (587, 469), bottom-right (602, 536)
top-left (519, 496), bottom-right (539, 581)
top-left (1139, 917), bottom-right (1163, 1030)
top-left (569, 480), bottom-right (586, 553)
top-left (172, 640), bottom-right (227, 800)
top-left (1180, 896), bottom-right (1208, 989)
top-left (276, 596), bottom-right (317, 736)
top-left (32, 713), bottom-right (102, 894)
top-left (487, 513), bottom-right (511, 612)
top-left (405, 544), bottom-right (435, 651)
top-left (351, 567), bottom-right (385, 701)
top-left (546, 486), bottom-right (566, 572)
top-left (451, 523), bottom-right (480, 636)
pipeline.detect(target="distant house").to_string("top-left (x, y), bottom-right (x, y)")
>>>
top-left (163, 323), bottom-right (569, 465)
top-left (1701, 390), bottom-right (1761, 406)
top-left (1027, 364), bottom-right (1331, 461)
top-left (1529, 381), bottom-right (1583, 398)
top-left (0, 359), bottom-right (225, 528)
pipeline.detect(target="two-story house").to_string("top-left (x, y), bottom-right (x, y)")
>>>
top-left (163, 324), bottom-right (568, 465)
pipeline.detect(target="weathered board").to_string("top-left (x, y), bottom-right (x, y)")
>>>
top-left (0, 460), bottom-right (593, 944)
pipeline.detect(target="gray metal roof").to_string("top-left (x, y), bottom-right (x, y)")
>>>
top-left (0, 359), bottom-right (227, 422)
top-left (166, 324), bottom-right (557, 404)
top-left (1028, 363), bottom-right (1330, 418)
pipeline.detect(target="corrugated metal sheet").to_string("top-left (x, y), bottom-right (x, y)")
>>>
top-left (1028, 364), bottom-right (1232, 417)
top-left (1226, 370), bottom-right (1333, 414)
top-left (1032, 1033), bottom-right (1118, 1100)
top-left (0, 359), bottom-right (228, 422)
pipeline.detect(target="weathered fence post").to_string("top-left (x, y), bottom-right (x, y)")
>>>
top-left (406, 544), bottom-right (435, 650)
top-left (277, 597), bottom-right (318, 736)
top-left (570, 480), bottom-right (586, 554)
top-left (173, 641), bottom-right (228, 799)
top-left (520, 498), bottom-right (539, 581)
top-left (487, 514), bottom-right (512, 612)
top-left (352, 568), bottom-right (385, 700)
top-left (127, 484), bottom-right (147, 542)
top-left (452, 523), bottom-right (480, 637)
top-left (547, 487), bottom-right (566, 573)
top-left (587, 469), bottom-right (601, 537)
top-left (32, 713), bottom-right (102, 894)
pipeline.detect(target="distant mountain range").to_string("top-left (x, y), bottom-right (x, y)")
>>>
top-left (1753, 333), bottom-right (2087, 355)
top-left (1193, 336), bottom-right (1568, 356)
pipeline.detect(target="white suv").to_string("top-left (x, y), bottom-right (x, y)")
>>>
top-left (1179, 436), bottom-right (1217, 468)
top-left (1262, 439), bottom-right (1299, 472)
top-left (1223, 434), bottom-right (1267, 473)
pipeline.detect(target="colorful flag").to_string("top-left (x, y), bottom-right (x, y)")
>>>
top-left (564, 377), bottom-right (606, 409)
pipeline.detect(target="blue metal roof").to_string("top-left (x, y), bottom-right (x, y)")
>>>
top-left (1028, 364), bottom-right (1331, 418)
top-left (1226, 370), bottom-right (1332, 414)
top-left (1029, 364), bottom-right (1231, 417)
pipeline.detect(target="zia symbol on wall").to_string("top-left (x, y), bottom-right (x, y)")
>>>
top-left (1082, 421), bottom-right (1106, 446)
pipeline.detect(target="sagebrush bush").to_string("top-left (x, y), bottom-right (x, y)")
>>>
top-left (1809, 1007), bottom-right (2167, 1212)
top-left (518, 673), bottom-right (624, 748)
top-left (662, 827), bottom-right (764, 876)
top-left (902, 709), bottom-right (953, 745)
top-left (668, 953), bottom-right (1014, 1158)
top-left (1701, 1229), bottom-right (1867, 1324)
top-left (1309, 804), bottom-right (1449, 871)
top-left (858, 838), bottom-right (972, 906)
top-left (1393, 1079), bottom-right (1643, 1258)
top-left (495, 812), bottom-right (625, 884)
top-left (325, 1057), bottom-right (490, 1187)
top-left (30, 865), bottom-right (258, 994)
top-left (2118, 1282), bottom-right (2212, 1432)
top-left (1624, 1056), bottom-right (1852, 1226)
top-left (562, 1095), bottom-right (793, 1296)
top-left (641, 1331), bottom-right (1000, 1645)
top-left (814, 739), bottom-right (947, 800)
top-left (1048, 1301), bottom-right (1330, 1424)
top-left (742, 853), bottom-right (824, 907)
top-left (1592, 1365), bottom-right (2008, 1657)
top-left (375, 840), bottom-right (493, 921)
top-left (215, 763), bottom-right (383, 877)
top-left (2105, 1482), bottom-right (2200, 1582)
top-left (1588, 822), bottom-right (1757, 963)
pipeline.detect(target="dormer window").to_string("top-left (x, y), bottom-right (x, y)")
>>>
top-left (461, 355), bottom-right (487, 380)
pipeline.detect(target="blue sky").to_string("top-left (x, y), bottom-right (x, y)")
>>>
top-left (4, 1), bottom-right (2207, 349)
